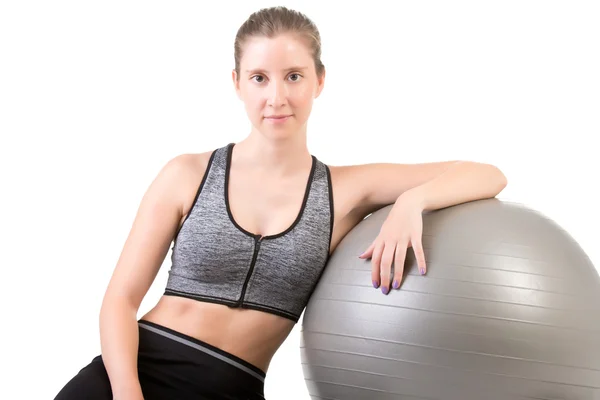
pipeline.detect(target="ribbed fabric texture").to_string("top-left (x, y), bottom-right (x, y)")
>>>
top-left (164, 143), bottom-right (334, 322)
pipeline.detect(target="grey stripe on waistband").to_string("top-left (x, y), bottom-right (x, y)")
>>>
top-left (138, 322), bottom-right (265, 383)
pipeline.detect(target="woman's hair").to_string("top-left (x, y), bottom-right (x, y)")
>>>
top-left (234, 6), bottom-right (325, 81)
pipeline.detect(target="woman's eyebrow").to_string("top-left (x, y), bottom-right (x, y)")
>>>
top-left (245, 66), bottom-right (309, 74)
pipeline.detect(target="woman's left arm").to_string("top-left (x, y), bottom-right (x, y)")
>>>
top-left (398, 161), bottom-right (507, 212)
top-left (355, 161), bottom-right (507, 294)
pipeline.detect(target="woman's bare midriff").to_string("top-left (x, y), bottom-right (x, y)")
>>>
top-left (140, 296), bottom-right (294, 373)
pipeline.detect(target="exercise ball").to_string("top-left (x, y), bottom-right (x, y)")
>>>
top-left (301, 198), bottom-right (600, 399)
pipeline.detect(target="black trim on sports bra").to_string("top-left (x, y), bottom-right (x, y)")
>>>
top-left (325, 163), bottom-right (334, 257)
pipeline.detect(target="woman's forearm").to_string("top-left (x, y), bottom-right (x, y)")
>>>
top-left (99, 297), bottom-right (144, 399)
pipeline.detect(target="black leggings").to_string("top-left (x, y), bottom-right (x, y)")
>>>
top-left (54, 320), bottom-right (266, 400)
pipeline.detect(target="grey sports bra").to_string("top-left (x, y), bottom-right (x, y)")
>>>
top-left (163, 143), bottom-right (334, 322)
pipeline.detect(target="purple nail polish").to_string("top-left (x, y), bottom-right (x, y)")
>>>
top-left (420, 268), bottom-right (425, 275)
top-left (392, 280), bottom-right (399, 289)
top-left (382, 286), bottom-right (389, 295)
top-left (372, 280), bottom-right (379, 288)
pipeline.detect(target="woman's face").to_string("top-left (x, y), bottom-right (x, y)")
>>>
top-left (232, 34), bottom-right (325, 138)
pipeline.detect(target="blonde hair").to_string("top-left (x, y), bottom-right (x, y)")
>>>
top-left (234, 6), bottom-right (325, 81)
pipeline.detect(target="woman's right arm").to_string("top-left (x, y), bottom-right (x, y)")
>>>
top-left (98, 153), bottom-right (204, 399)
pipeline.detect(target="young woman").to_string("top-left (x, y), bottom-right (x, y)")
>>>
top-left (55, 6), bottom-right (506, 400)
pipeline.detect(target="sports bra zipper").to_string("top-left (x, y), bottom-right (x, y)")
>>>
top-left (239, 235), bottom-right (263, 305)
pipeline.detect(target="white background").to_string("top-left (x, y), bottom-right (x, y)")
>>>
top-left (1, 1), bottom-right (599, 399)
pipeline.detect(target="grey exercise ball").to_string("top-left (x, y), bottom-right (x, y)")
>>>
top-left (301, 198), bottom-right (600, 399)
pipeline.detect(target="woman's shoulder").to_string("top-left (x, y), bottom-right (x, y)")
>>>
top-left (169, 150), bottom-right (214, 176)
top-left (164, 149), bottom-right (218, 219)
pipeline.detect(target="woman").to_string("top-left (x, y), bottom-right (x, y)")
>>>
top-left (55, 6), bottom-right (507, 400)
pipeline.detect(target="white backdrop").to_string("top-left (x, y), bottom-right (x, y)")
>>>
top-left (1, 1), bottom-right (598, 399)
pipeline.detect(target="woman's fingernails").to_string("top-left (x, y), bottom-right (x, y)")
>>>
top-left (381, 286), bottom-right (389, 295)
top-left (392, 280), bottom-right (399, 289)
top-left (372, 280), bottom-right (379, 288)
top-left (420, 268), bottom-right (425, 275)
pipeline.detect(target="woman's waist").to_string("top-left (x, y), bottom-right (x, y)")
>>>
top-left (140, 294), bottom-right (294, 371)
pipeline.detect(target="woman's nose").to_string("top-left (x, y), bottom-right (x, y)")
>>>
top-left (267, 81), bottom-right (288, 106)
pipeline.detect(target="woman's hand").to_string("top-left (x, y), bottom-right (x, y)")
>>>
top-left (358, 195), bottom-right (427, 294)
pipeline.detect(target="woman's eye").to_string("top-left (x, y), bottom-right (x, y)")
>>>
top-left (251, 74), bottom-right (301, 83)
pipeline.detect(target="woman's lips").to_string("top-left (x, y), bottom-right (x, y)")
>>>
top-left (265, 115), bottom-right (291, 123)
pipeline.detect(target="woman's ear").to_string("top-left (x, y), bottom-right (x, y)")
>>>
top-left (315, 67), bottom-right (326, 98)
top-left (232, 69), bottom-right (241, 100)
